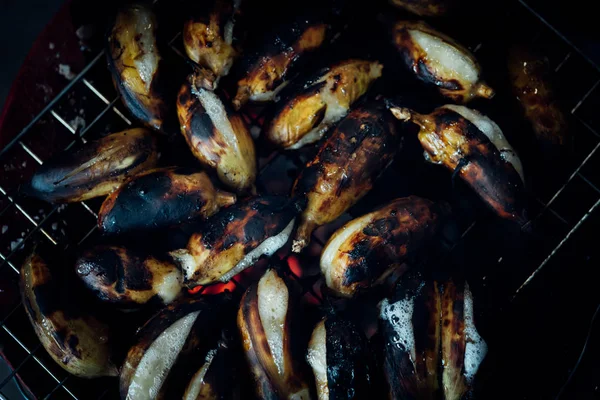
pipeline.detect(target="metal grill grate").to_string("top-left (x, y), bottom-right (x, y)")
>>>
top-left (1, 0), bottom-right (600, 398)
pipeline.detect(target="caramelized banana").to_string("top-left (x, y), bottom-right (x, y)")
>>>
top-left (120, 295), bottom-right (235, 399)
top-left (441, 281), bottom-right (488, 400)
top-left (26, 128), bottom-right (158, 203)
top-left (321, 196), bottom-right (445, 297)
top-left (390, 104), bottom-right (526, 223)
top-left (98, 167), bottom-right (236, 234)
top-left (238, 269), bottom-right (311, 400)
top-left (292, 101), bottom-right (399, 253)
top-left (379, 278), bottom-right (441, 399)
top-left (389, 0), bottom-right (451, 16)
top-left (177, 75), bottom-right (257, 194)
top-left (75, 245), bottom-right (183, 307)
top-left (20, 252), bottom-right (117, 378)
top-left (266, 59), bottom-right (383, 149)
top-left (232, 17), bottom-right (329, 109)
top-left (170, 196), bottom-right (300, 287)
top-left (508, 46), bottom-right (569, 154)
top-left (392, 21), bottom-right (494, 103)
top-left (107, 4), bottom-right (170, 131)
top-left (307, 316), bottom-right (372, 400)
top-left (183, 0), bottom-right (241, 90)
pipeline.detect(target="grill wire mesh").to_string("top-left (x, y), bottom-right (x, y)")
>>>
top-left (1, 0), bottom-right (600, 398)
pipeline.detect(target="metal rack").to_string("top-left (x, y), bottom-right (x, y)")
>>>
top-left (1, 0), bottom-right (600, 398)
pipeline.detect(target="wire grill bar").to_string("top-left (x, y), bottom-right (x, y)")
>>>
top-left (0, 1), bottom-right (599, 398)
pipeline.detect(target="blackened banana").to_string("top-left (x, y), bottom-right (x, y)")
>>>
top-left (183, 0), bottom-right (241, 90)
top-left (389, 0), bottom-right (451, 16)
top-left (238, 269), bottom-right (311, 400)
top-left (392, 21), bottom-right (494, 103)
top-left (120, 295), bottom-right (235, 399)
top-left (27, 128), bottom-right (158, 203)
top-left (292, 101), bottom-right (399, 253)
top-left (441, 281), bottom-right (488, 400)
top-left (98, 167), bottom-right (236, 234)
top-left (378, 278), bottom-right (488, 400)
top-left (232, 17), bottom-right (329, 109)
top-left (266, 59), bottom-right (383, 149)
top-left (379, 278), bottom-right (441, 400)
top-left (107, 4), bottom-right (170, 131)
top-left (508, 46), bottom-right (569, 155)
top-left (75, 245), bottom-right (183, 307)
top-left (321, 196), bottom-right (445, 297)
top-left (20, 252), bottom-right (117, 378)
top-left (307, 316), bottom-right (372, 400)
top-left (177, 75), bottom-right (257, 194)
top-left (170, 196), bottom-right (300, 287)
top-left (390, 104), bottom-right (526, 223)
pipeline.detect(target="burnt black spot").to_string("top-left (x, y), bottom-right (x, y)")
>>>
top-left (190, 109), bottom-right (217, 141)
top-left (178, 88), bottom-right (191, 105)
top-left (223, 234), bottom-right (239, 250)
top-left (325, 316), bottom-right (372, 398)
top-left (293, 164), bottom-right (320, 196)
top-left (206, 41), bottom-right (213, 48)
top-left (243, 217), bottom-right (267, 243)
top-left (124, 260), bottom-right (154, 291)
top-left (362, 218), bottom-right (398, 236)
top-left (416, 60), bottom-right (461, 90)
top-left (32, 283), bottom-right (61, 316)
top-left (67, 335), bottom-right (81, 358)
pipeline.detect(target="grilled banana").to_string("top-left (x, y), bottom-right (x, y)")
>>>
top-left (183, 0), bottom-right (241, 90)
top-left (107, 4), bottom-right (170, 131)
top-left (390, 104), bottom-right (526, 223)
top-left (98, 167), bottom-right (236, 234)
top-left (20, 252), bottom-right (117, 378)
top-left (26, 128), bottom-right (158, 203)
top-left (379, 278), bottom-right (441, 399)
top-left (508, 46), bottom-right (569, 155)
top-left (292, 101), bottom-right (399, 253)
top-left (392, 21), bottom-right (494, 103)
top-left (177, 75), bottom-right (257, 194)
top-left (389, 0), bottom-right (451, 16)
top-left (378, 278), bottom-right (488, 400)
top-left (266, 59), bottom-right (383, 149)
top-left (170, 196), bottom-right (300, 287)
top-left (232, 17), bottom-right (329, 109)
top-left (238, 269), bottom-right (311, 400)
top-left (75, 245), bottom-right (183, 307)
top-left (120, 295), bottom-right (235, 399)
top-left (307, 316), bottom-right (372, 400)
top-left (321, 196), bottom-right (445, 297)
top-left (441, 281), bottom-right (488, 400)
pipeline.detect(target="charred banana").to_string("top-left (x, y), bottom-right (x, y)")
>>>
top-left (238, 269), bottom-right (311, 400)
top-left (378, 278), bottom-right (488, 400)
top-left (183, 0), bottom-right (241, 90)
top-left (508, 46), bottom-right (569, 154)
top-left (266, 59), bottom-right (383, 149)
top-left (389, 0), bottom-right (451, 16)
top-left (440, 281), bottom-right (488, 400)
top-left (379, 278), bottom-right (441, 400)
top-left (98, 167), bottom-right (236, 234)
top-left (307, 316), bottom-right (373, 400)
top-left (390, 104), bottom-right (526, 223)
top-left (392, 21), bottom-right (494, 103)
top-left (232, 17), bottom-right (329, 109)
top-left (107, 4), bottom-right (170, 131)
top-left (292, 101), bottom-right (399, 253)
top-left (75, 245), bottom-right (183, 307)
top-left (20, 252), bottom-right (117, 378)
top-left (177, 75), bottom-right (257, 194)
top-left (120, 295), bottom-right (236, 399)
top-left (321, 196), bottom-right (445, 297)
top-left (170, 196), bottom-right (300, 287)
top-left (26, 128), bottom-right (158, 203)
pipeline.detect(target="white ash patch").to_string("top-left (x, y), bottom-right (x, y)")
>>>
top-left (1, 226), bottom-right (8, 234)
top-left (10, 238), bottom-right (23, 251)
top-left (69, 116), bottom-right (86, 131)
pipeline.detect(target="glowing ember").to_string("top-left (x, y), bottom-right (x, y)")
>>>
top-left (287, 255), bottom-right (302, 278)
